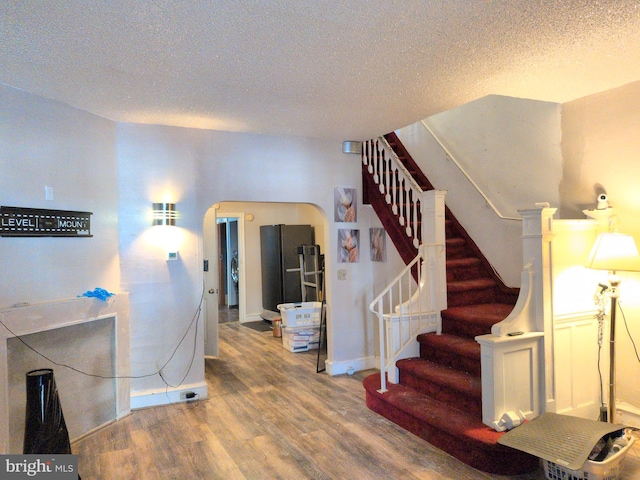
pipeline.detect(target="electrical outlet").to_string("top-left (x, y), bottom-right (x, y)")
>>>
top-left (180, 391), bottom-right (196, 401)
top-left (338, 269), bottom-right (347, 280)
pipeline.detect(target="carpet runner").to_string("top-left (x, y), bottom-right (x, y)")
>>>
top-left (362, 133), bottom-right (539, 475)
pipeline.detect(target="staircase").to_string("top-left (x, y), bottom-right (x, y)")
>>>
top-left (362, 134), bottom-right (538, 475)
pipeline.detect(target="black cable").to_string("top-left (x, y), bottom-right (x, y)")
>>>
top-left (597, 341), bottom-right (604, 408)
top-left (0, 285), bottom-right (205, 383)
top-left (619, 301), bottom-right (640, 363)
top-left (156, 285), bottom-right (204, 387)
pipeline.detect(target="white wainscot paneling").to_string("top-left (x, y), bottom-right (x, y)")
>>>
top-left (554, 312), bottom-right (602, 419)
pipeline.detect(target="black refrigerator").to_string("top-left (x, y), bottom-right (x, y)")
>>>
top-left (260, 224), bottom-right (314, 319)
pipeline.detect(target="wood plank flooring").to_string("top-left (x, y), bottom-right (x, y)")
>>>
top-left (73, 322), bottom-right (640, 479)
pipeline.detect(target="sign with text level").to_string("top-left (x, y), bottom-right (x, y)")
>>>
top-left (1, 206), bottom-right (92, 237)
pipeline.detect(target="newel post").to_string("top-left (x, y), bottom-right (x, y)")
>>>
top-left (519, 204), bottom-right (557, 414)
top-left (420, 190), bottom-right (448, 316)
top-left (475, 204), bottom-right (557, 429)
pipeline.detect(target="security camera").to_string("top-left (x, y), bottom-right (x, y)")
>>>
top-left (597, 194), bottom-right (608, 210)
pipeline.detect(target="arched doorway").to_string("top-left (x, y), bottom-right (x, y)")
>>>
top-left (203, 201), bottom-right (326, 358)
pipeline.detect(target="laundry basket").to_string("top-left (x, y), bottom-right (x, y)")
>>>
top-left (542, 436), bottom-right (634, 480)
top-left (277, 302), bottom-right (321, 327)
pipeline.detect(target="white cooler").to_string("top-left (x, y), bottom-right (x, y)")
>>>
top-left (281, 326), bottom-right (320, 353)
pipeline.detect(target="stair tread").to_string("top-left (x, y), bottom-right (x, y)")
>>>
top-left (442, 303), bottom-right (514, 323)
top-left (365, 374), bottom-right (500, 444)
top-left (447, 278), bottom-right (496, 292)
top-left (417, 333), bottom-right (480, 358)
top-left (446, 257), bottom-right (481, 267)
top-left (397, 357), bottom-right (481, 397)
top-left (446, 237), bottom-right (466, 246)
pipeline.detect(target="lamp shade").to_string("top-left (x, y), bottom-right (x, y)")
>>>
top-left (585, 232), bottom-right (640, 272)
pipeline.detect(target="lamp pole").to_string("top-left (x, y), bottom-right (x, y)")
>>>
top-left (608, 273), bottom-right (620, 424)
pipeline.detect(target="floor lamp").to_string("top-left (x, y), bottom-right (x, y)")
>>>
top-left (586, 231), bottom-right (640, 424)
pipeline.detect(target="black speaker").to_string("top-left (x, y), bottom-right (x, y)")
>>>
top-left (23, 368), bottom-right (80, 478)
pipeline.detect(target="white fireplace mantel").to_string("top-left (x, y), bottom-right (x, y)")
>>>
top-left (0, 294), bottom-right (130, 453)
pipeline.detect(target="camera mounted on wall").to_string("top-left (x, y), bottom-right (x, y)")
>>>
top-left (582, 193), bottom-right (617, 230)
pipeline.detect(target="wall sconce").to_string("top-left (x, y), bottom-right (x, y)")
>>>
top-left (152, 202), bottom-right (179, 260)
top-left (152, 203), bottom-right (177, 226)
top-left (342, 141), bottom-right (362, 154)
top-left (586, 231), bottom-right (640, 423)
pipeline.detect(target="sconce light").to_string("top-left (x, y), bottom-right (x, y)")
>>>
top-left (586, 231), bottom-right (640, 423)
top-left (152, 202), bottom-right (179, 260)
top-left (152, 203), bottom-right (177, 226)
top-left (342, 141), bottom-right (362, 154)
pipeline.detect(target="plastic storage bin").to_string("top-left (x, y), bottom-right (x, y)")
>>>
top-left (281, 326), bottom-right (320, 352)
top-left (542, 436), bottom-right (634, 480)
top-left (277, 302), bottom-right (322, 327)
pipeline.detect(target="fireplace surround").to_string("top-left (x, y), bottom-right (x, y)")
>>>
top-left (0, 294), bottom-right (130, 453)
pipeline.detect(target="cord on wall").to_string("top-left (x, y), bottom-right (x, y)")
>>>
top-left (0, 285), bottom-right (205, 388)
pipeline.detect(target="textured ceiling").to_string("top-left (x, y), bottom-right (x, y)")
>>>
top-left (2, 1), bottom-right (640, 140)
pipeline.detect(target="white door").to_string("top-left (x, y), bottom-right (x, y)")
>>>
top-left (203, 207), bottom-right (219, 357)
top-left (203, 208), bottom-right (246, 357)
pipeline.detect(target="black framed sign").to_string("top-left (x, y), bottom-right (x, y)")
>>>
top-left (1, 206), bottom-right (93, 237)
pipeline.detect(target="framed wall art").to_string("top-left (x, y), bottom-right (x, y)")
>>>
top-left (334, 187), bottom-right (356, 222)
top-left (338, 229), bottom-right (359, 263)
top-left (370, 228), bottom-right (386, 262)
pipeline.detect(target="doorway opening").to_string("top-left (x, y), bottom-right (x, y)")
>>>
top-left (217, 217), bottom-right (239, 324)
top-left (203, 201), bottom-right (327, 359)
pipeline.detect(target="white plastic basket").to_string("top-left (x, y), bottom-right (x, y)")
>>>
top-left (277, 302), bottom-right (322, 327)
top-left (281, 326), bottom-right (320, 353)
top-left (543, 437), bottom-right (634, 480)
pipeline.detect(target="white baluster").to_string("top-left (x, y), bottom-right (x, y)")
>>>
top-left (391, 166), bottom-right (398, 213)
top-left (398, 179), bottom-right (406, 226)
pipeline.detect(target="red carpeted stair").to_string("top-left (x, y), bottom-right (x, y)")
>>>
top-left (362, 133), bottom-right (538, 475)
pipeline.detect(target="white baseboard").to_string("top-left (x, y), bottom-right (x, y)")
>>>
top-left (325, 355), bottom-right (377, 376)
top-left (130, 382), bottom-right (208, 409)
top-left (242, 312), bottom-right (263, 323)
top-left (616, 402), bottom-right (640, 429)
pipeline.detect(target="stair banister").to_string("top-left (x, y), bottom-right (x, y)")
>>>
top-left (420, 120), bottom-right (521, 222)
top-left (475, 204), bottom-right (557, 429)
top-left (362, 137), bottom-right (426, 249)
top-left (369, 189), bottom-right (447, 394)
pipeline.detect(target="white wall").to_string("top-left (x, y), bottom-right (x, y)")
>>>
top-left (193, 130), bottom-right (382, 372)
top-left (426, 95), bottom-right (563, 218)
top-left (115, 122), bottom-right (391, 394)
top-left (561, 81), bottom-right (640, 420)
top-left (396, 95), bottom-right (562, 287)
top-left (116, 123), bottom-right (204, 397)
top-left (0, 84), bottom-right (120, 307)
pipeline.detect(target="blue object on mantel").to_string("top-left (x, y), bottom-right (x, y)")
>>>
top-left (79, 287), bottom-right (114, 301)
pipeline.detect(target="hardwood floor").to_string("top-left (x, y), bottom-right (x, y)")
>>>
top-left (74, 322), bottom-right (640, 479)
top-left (218, 305), bottom-right (239, 324)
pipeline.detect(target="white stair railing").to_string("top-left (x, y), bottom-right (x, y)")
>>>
top-left (370, 243), bottom-right (445, 392)
top-left (367, 189), bottom-right (447, 393)
top-left (363, 137), bottom-right (424, 248)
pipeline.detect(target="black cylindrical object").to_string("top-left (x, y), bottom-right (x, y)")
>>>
top-left (23, 368), bottom-right (72, 455)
